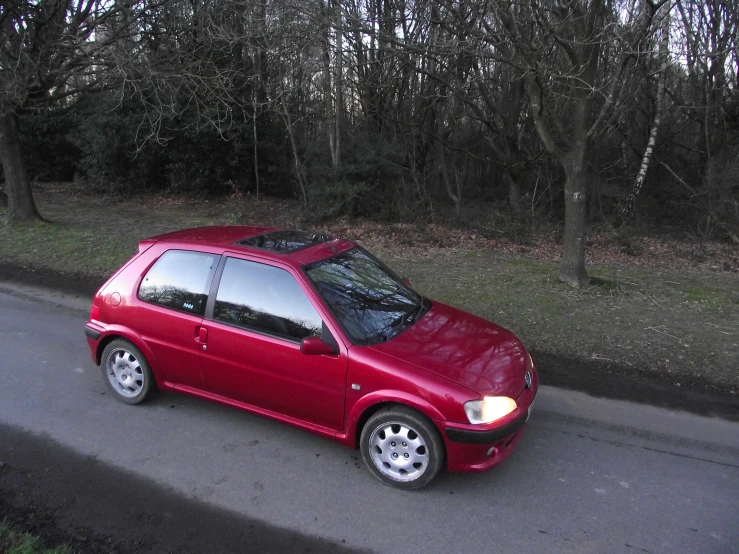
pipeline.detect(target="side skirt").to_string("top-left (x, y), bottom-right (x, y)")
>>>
top-left (167, 383), bottom-right (354, 447)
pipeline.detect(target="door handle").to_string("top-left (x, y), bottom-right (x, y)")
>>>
top-left (195, 326), bottom-right (208, 344)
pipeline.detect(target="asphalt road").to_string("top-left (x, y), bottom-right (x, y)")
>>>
top-left (1, 285), bottom-right (738, 554)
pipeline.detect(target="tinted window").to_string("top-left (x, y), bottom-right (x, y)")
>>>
top-left (305, 247), bottom-right (425, 345)
top-left (139, 250), bottom-right (219, 316)
top-left (214, 258), bottom-right (322, 341)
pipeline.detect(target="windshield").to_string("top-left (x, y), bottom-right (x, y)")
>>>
top-left (305, 247), bottom-right (427, 345)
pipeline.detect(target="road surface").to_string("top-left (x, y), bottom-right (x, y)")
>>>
top-left (1, 284), bottom-right (737, 553)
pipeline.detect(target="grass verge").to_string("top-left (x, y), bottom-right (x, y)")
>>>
top-left (0, 520), bottom-right (72, 554)
top-left (1, 185), bottom-right (737, 416)
top-left (386, 251), bottom-right (738, 394)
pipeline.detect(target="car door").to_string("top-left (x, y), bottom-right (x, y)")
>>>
top-left (199, 255), bottom-right (348, 431)
top-left (132, 248), bottom-right (220, 389)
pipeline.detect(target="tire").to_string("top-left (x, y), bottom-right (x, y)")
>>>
top-left (101, 339), bottom-right (154, 405)
top-left (360, 406), bottom-right (444, 490)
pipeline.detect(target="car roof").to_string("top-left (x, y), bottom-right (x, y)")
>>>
top-left (145, 225), bottom-right (356, 266)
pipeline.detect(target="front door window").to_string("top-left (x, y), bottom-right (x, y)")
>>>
top-left (213, 257), bottom-right (323, 341)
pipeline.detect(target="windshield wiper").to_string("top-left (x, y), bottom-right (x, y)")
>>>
top-left (376, 313), bottom-right (407, 342)
top-left (404, 299), bottom-right (426, 324)
top-left (376, 300), bottom-right (426, 342)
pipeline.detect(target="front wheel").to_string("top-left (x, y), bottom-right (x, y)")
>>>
top-left (101, 339), bottom-right (154, 405)
top-left (360, 406), bottom-right (444, 490)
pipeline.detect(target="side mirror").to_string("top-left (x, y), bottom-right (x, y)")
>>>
top-left (403, 277), bottom-right (412, 286)
top-left (300, 336), bottom-right (335, 356)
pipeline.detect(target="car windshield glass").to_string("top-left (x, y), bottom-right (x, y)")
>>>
top-left (305, 247), bottom-right (425, 345)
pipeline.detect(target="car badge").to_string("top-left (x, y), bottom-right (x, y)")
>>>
top-left (525, 370), bottom-right (532, 389)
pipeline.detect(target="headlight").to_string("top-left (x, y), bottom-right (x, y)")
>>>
top-left (464, 397), bottom-right (517, 424)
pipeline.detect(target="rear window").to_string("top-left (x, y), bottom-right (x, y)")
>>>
top-left (138, 250), bottom-right (219, 316)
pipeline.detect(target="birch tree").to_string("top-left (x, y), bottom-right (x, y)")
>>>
top-left (623, 1), bottom-right (672, 217)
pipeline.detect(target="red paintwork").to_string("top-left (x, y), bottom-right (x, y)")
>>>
top-left (86, 226), bottom-right (538, 474)
top-left (289, 237), bottom-right (356, 265)
top-left (200, 318), bottom-right (348, 431)
top-left (369, 301), bottom-right (529, 399)
top-left (148, 225), bottom-right (275, 246)
top-left (300, 336), bottom-right (335, 356)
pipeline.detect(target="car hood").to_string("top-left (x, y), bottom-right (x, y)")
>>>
top-left (368, 301), bottom-right (529, 398)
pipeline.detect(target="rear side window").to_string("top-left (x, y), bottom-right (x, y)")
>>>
top-left (139, 250), bottom-right (219, 316)
top-left (213, 257), bottom-right (322, 341)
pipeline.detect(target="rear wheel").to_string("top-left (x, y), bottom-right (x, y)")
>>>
top-left (101, 339), bottom-right (153, 405)
top-left (360, 406), bottom-right (444, 490)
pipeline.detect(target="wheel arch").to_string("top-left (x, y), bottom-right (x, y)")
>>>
top-left (95, 334), bottom-right (118, 365)
top-left (96, 329), bottom-right (161, 385)
top-left (347, 392), bottom-right (446, 449)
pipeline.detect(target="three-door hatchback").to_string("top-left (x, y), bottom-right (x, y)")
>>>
top-left (85, 226), bottom-right (538, 489)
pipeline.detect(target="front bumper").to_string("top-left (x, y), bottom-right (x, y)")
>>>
top-left (441, 367), bottom-right (538, 473)
top-left (445, 412), bottom-right (527, 444)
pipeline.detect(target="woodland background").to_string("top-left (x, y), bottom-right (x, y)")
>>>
top-left (1, 0), bottom-right (737, 284)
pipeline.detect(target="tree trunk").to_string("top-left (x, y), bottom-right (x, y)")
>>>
top-left (0, 113), bottom-right (41, 224)
top-left (280, 96), bottom-right (308, 209)
top-left (322, 0), bottom-right (336, 167)
top-left (453, 168), bottom-right (463, 218)
top-left (623, 1), bottom-right (671, 216)
top-left (334, 0), bottom-right (343, 167)
top-left (589, 174), bottom-right (603, 221)
top-left (506, 171), bottom-right (521, 212)
top-left (560, 152), bottom-right (590, 287)
top-left (438, 140), bottom-right (460, 217)
top-left (252, 87), bottom-right (260, 200)
top-left (525, 73), bottom-right (590, 287)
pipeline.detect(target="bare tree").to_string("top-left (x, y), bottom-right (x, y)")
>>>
top-left (4, 0), bottom-right (734, 245)
top-left (483, 0), bottom-right (665, 286)
top-left (0, 0), bottom-right (156, 222)
top-left (0, 0), bottom-right (251, 224)
top-left (668, 0), bottom-right (739, 239)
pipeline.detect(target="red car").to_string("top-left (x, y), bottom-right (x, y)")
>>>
top-left (85, 226), bottom-right (538, 489)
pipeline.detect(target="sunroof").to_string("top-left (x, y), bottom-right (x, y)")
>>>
top-left (236, 230), bottom-right (332, 253)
